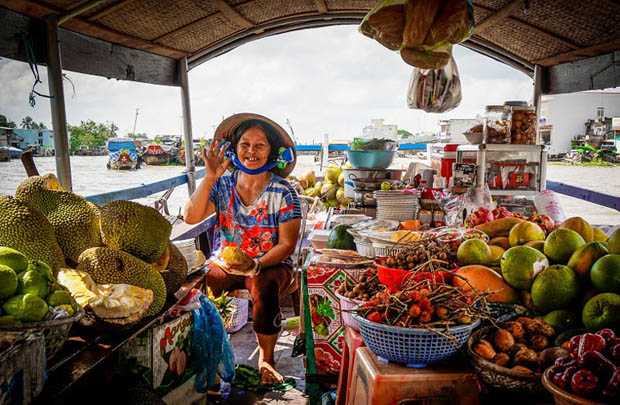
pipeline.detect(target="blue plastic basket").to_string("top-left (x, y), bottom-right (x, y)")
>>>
top-left (353, 314), bottom-right (480, 367)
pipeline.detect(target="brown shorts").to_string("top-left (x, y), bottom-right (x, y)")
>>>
top-left (206, 262), bottom-right (292, 335)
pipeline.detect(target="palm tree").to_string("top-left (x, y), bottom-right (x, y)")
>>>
top-left (21, 116), bottom-right (35, 129)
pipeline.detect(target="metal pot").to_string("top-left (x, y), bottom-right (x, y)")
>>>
top-left (343, 169), bottom-right (401, 199)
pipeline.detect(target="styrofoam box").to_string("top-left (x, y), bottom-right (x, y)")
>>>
top-left (308, 229), bottom-right (331, 249)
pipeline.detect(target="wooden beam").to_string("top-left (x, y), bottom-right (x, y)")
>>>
top-left (534, 37), bottom-right (620, 66)
top-left (212, 0), bottom-right (254, 29)
top-left (88, 0), bottom-right (138, 21)
top-left (58, 0), bottom-right (105, 25)
top-left (474, 0), bottom-right (522, 34)
top-left (474, 4), bottom-right (579, 50)
top-left (314, 0), bottom-right (328, 14)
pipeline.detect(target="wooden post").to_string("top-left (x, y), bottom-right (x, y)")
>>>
top-left (533, 64), bottom-right (544, 145)
top-left (46, 14), bottom-right (72, 191)
top-left (179, 57), bottom-right (196, 195)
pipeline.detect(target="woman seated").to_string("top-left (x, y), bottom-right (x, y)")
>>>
top-left (184, 114), bottom-right (301, 385)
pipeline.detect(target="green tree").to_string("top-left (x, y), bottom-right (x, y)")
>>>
top-left (398, 129), bottom-right (413, 139)
top-left (36, 122), bottom-right (47, 130)
top-left (68, 120), bottom-right (114, 153)
top-left (21, 116), bottom-right (36, 129)
top-left (0, 114), bottom-right (16, 128)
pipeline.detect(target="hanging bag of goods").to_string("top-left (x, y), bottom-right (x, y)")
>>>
top-left (407, 56), bottom-right (462, 113)
top-left (360, 0), bottom-right (473, 69)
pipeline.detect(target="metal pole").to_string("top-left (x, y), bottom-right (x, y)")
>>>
top-left (321, 133), bottom-right (329, 171)
top-left (179, 57), bottom-right (196, 195)
top-left (533, 64), bottom-right (544, 145)
top-left (132, 108), bottom-right (139, 136)
top-left (46, 15), bottom-right (72, 191)
top-left (58, 0), bottom-right (105, 25)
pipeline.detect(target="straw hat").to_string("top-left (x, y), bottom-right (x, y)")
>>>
top-left (212, 113), bottom-right (297, 178)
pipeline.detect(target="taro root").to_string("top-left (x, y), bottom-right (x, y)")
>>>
top-left (507, 343), bottom-right (528, 358)
top-left (503, 321), bottom-right (525, 340)
top-left (513, 348), bottom-right (538, 368)
top-left (493, 353), bottom-right (510, 367)
top-left (530, 335), bottom-right (549, 351)
top-left (474, 339), bottom-right (496, 361)
top-left (524, 319), bottom-right (555, 337)
top-left (492, 329), bottom-right (515, 352)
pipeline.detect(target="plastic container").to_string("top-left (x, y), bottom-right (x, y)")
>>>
top-left (355, 239), bottom-right (375, 256)
top-left (372, 242), bottom-right (408, 257)
top-left (353, 314), bottom-right (480, 366)
top-left (484, 105), bottom-right (511, 144)
top-left (308, 229), bottom-right (331, 249)
top-left (225, 297), bottom-right (249, 333)
top-left (335, 291), bottom-right (364, 331)
top-left (534, 190), bottom-right (566, 223)
top-left (375, 262), bottom-right (411, 287)
top-left (347, 150), bottom-right (396, 169)
top-left (511, 106), bottom-right (537, 144)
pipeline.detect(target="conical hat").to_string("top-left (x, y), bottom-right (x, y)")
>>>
top-left (213, 113), bottom-right (297, 178)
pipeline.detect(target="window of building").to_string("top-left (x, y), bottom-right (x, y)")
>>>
top-left (597, 106), bottom-right (605, 118)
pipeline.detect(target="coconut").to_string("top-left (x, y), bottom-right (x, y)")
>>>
top-left (325, 166), bottom-right (342, 183)
top-left (320, 182), bottom-right (339, 201)
top-left (298, 170), bottom-right (316, 187)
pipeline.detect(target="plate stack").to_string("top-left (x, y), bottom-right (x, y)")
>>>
top-left (172, 239), bottom-right (198, 270)
top-left (373, 190), bottom-right (420, 222)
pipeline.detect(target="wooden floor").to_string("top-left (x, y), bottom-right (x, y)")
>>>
top-left (206, 298), bottom-right (309, 404)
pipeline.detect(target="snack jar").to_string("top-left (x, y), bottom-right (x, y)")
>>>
top-left (511, 106), bottom-right (537, 144)
top-left (484, 105), bottom-right (511, 144)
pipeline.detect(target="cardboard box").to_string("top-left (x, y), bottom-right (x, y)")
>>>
top-left (120, 312), bottom-right (198, 397)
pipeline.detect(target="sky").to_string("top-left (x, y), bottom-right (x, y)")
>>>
top-left (0, 25), bottom-right (536, 144)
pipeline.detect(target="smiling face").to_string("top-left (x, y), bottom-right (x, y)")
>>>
top-left (236, 126), bottom-right (271, 170)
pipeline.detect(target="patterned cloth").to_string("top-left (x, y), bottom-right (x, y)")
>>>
top-left (209, 172), bottom-right (301, 266)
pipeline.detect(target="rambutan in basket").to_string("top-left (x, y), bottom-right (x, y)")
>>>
top-left (353, 313), bottom-right (480, 367)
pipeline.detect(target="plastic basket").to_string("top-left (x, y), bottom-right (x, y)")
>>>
top-left (334, 291), bottom-right (364, 331)
top-left (371, 241), bottom-right (408, 257)
top-left (225, 297), bottom-right (249, 333)
top-left (353, 314), bottom-right (480, 367)
top-left (355, 239), bottom-right (375, 257)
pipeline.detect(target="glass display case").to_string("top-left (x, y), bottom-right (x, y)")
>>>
top-left (456, 144), bottom-right (547, 196)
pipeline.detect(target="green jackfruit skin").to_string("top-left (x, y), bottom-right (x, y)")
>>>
top-left (77, 247), bottom-right (166, 316)
top-left (0, 195), bottom-right (66, 275)
top-left (100, 200), bottom-right (172, 263)
top-left (15, 174), bottom-right (101, 264)
top-left (160, 242), bottom-right (188, 296)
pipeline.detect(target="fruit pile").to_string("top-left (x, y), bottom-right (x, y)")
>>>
top-left (375, 240), bottom-right (456, 272)
top-left (336, 269), bottom-right (383, 301)
top-left (289, 166), bottom-right (351, 210)
top-left (0, 247), bottom-right (77, 324)
top-left (473, 317), bottom-right (567, 374)
top-left (548, 329), bottom-right (619, 402)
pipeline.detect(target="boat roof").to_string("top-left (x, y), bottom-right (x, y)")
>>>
top-left (108, 137), bottom-right (136, 143)
top-left (1, 1), bottom-right (619, 94)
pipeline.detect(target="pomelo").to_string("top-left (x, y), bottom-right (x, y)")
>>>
top-left (560, 217), bottom-right (594, 243)
top-left (590, 254), bottom-right (620, 294)
top-left (454, 265), bottom-right (519, 304)
top-left (489, 245), bottom-right (505, 266)
top-left (582, 292), bottom-right (620, 330)
top-left (500, 246), bottom-right (549, 290)
top-left (457, 239), bottom-right (492, 266)
top-left (509, 221), bottom-right (546, 246)
top-left (593, 228), bottom-right (608, 242)
top-left (531, 265), bottom-right (580, 313)
top-left (544, 228), bottom-right (585, 264)
top-left (567, 241), bottom-right (609, 282)
top-left (543, 309), bottom-right (580, 333)
top-left (0, 247), bottom-right (29, 273)
top-left (525, 240), bottom-right (545, 253)
top-left (608, 228), bottom-right (620, 254)
top-left (489, 237), bottom-right (510, 250)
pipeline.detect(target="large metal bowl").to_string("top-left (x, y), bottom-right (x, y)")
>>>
top-left (347, 150), bottom-right (396, 169)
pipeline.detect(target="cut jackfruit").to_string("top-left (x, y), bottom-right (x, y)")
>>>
top-left (15, 174), bottom-right (101, 264)
top-left (100, 200), bottom-right (172, 263)
top-left (160, 242), bottom-right (187, 296)
top-left (152, 243), bottom-right (171, 272)
top-left (0, 195), bottom-right (66, 274)
top-left (57, 268), bottom-right (153, 324)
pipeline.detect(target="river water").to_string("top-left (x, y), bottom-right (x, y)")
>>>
top-left (1, 156), bottom-right (619, 225)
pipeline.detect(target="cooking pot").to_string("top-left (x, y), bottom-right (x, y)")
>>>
top-left (343, 169), bottom-right (402, 199)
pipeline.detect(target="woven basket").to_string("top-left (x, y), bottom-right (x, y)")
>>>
top-left (0, 306), bottom-right (83, 360)
top-left (225, 297), bottom-right (249, 333)
top-left (541, 368), bottom-right (607, 405)
top-left (466, 326), bottom-right (545, 394)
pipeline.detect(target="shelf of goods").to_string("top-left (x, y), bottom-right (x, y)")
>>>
top-left (456, 144), bottom-right (548, 197)
top-left (33, 271), bottom-right (205, 404)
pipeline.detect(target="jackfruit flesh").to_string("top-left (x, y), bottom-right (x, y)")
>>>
top-left (15, 174), bottom-right (101, 264)
top-left (160, 242), bottom-right (188, 296)
top-left (152, 243), bottom-right (171, 272)
top-left (77, 247), bottom-right (166, 316)
top-left (100, 200), bottom-right (172, 263)
top-left (57, 268), bottom-right (153, 322)
top-left (0, 195), bottom-right (66, 274)
top-left (222, 246), bottom-right (247, 266)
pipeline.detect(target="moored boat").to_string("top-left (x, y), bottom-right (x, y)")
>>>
top-left (106, 137), bottom-right (138, 170)
top-left (143, 144), bottom-right (176, 165)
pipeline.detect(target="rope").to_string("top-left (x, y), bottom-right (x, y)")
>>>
top-left (20, 33), bottom-right (52, 107)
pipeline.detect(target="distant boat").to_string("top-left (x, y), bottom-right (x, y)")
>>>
top-left (0, 146), bottom-right (11, 161)
top-left (143, 144), bottom-right (176, 165)
top-left (107, 137), bottom-right (138, 170)
top-left (4, 146), bottom-right (23, 158)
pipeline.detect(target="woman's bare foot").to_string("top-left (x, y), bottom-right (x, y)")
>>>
top-left (258, 358), bottom-right (284, 385)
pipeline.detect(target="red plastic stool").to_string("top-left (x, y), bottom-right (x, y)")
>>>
top-left (336, 326), bottom-right (366, 405)
top-left (347, 347), bottom-right (480, 405)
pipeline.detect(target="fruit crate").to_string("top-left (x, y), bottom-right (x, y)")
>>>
top-left (0, 331), bottom-right (46, 405)
top-left (225, 297), bottom-right (249, 333)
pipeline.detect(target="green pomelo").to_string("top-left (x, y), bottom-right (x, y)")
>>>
top-left (525, 240), bottom-right (545, 253)
top-left (2, 294), bottom-right (24, 316)
top-left (0, 264), bottom-right (18, 299)
top-left (20, 293), bottom-right (49, 322)
top-left (608, 228), bottom-right (620, 254)
top-left (543, 309), bottom-right (580, 333)
top-left (500, 246), bottom-right (549, 290)
top-left (531, 265), bottom-right (580, 313)
top-left (47, 290), bottom-right (73, 307)
top-left (0, 247), bottom-right (29, 273)
top-left (544, 228), bottom-right (585, 264)
top-left (559, 217), bottom-right (594, 243)
top-left (457, 239), bottom-right (492, 266)
top-left (17, 270), bottom-right (49, 299)
top-left (593, 228), bottom-right (608, 242)
top-left (567, 242), bottom-right (609, 282)
top-left (489, 245), bottom-right (505, 266)
top-left (590, 254), bottom-right (620, 294)
top-left (25, 260), bottom-right (54, 282)
top-left (509, 221), bottom-right (545, 246)
top-left (582, 292), bottom-right (620, 330)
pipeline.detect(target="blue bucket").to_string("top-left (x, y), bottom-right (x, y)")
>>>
top-left (347, 150), bottom-right (396, 169)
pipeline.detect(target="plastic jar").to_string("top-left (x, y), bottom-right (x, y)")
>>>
top-left (484, 105), bottom-right (511, 144)
top-left (511, 106), bottom-right (537, 144)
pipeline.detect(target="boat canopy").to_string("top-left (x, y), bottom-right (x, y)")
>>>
top-left (107, 138), bottom-right (137, 152)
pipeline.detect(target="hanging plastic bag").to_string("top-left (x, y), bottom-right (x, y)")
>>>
top-left (192, 294), bottom-right (236, 393)
top-left (407, 56), bottom-right (462, 113)
top-left (464, 185), bottom-right (495, 218)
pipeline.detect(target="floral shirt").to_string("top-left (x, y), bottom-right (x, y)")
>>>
top-left (209, 172), bottom-right (301, 266)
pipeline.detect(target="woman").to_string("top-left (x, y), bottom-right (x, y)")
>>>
top-left (184, 114), bottom-right (301, 385)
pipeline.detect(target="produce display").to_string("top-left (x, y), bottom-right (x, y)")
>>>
top-left (374, 239), bottom-right (455, 273)
top-left (336, 268), bottom-right (383, 301)
top-left (288, 166), bottom-right (352, 210)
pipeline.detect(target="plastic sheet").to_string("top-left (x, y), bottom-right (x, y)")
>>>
top-left (192, 294), bottom-right (236, 393)
top-left (407, 56), bottom-right (462, 113)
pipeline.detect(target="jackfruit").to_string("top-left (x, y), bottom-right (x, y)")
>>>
top-left (152, 243), bottom-right (171, 271)
top-left (0, 195), bottom-right (66, 274)
top-left (57, 268), bottom-right (153, 326)
top-left (77, 247), bottom-right (166, 316)
top-left (100, 200), bottom-right (172, 263)
top-left (159, 242), bottom-right (188, 296)
top-left (15, 174), bottom-right (101, 264)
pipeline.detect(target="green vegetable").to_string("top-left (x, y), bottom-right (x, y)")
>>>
top-left (350, 138), bottom-right (397, 151)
